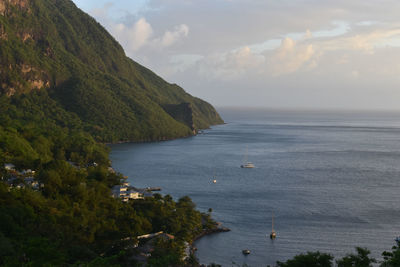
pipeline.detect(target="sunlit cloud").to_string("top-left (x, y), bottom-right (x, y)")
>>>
top-left (314, 27), bottom-right (400, 54)
top-left (112, 18), bottom-right (153, 51)
top-left (269, 37), bottom-right (316, 76)
top-left (152, 24), bottom-right (189, 48)
top-left (196, 46), bottom-right (265, 80)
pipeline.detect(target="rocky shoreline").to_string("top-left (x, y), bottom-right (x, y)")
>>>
top-left (190, 222), bottom-right (230, 261)
top-left (193, 222), bottom-right (231, 242)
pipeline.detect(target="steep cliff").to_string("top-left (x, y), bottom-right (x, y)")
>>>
top-left (0, 0), bottom-right (223, 142)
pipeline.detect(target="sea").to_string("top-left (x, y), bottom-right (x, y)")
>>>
top-left (109, 108), bottom-right (400, 267)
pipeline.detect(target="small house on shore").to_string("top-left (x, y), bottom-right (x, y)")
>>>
top-left (112, 184), bottom-right (144, 201)
top-left (4, 163), bottom-right (15, 171)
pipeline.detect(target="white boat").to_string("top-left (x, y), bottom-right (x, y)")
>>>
top-left (241, 162), bottom-right (255, 168)
top-left (270, 212), bottom-right (276, 239)
top-left (241, 146), bottom-right (255, 168)
top-left (212, 169), bottom-right (217, 183)
top-left (242, 249), bottom-right (251, 255)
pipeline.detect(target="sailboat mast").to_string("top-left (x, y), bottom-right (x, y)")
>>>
top-left (270, 211), bottom-right (277, 239)
top-left (272, 212), bottom-right (274, 232)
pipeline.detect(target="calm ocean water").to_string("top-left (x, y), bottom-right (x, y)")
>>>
top-left (110, 108), bottom-right (400, 266)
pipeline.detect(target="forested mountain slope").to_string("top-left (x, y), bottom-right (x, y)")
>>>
top-left (0, 0), bottom-right (222, 265)
top-left (0, 0), bottom-right (223, 142)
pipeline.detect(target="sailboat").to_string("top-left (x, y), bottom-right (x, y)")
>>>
top-left (241, 146), bottom-right (255, 168)
top-left (242, 249), bottom-right (251, 255)
top-left (212, 169), bottom-right (217, 183)
top-left (270, 212), bottom-right (276, 239)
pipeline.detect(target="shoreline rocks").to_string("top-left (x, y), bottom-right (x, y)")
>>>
top-left (190, 222), bottom-right (230, 260)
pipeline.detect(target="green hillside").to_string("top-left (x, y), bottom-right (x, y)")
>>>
top-left (0, 0), bottom-right (223, 142)
top-left (0, 0), bottom-right (223, 265)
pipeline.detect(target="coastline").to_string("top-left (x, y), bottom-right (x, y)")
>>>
top-left (191, 222), bottom-right (230, 261)
top-left (103, 122), bottom-right (226, 145)
top-left (193, 222), bottom-right (231, 243)
top-left (108, 123), bottom-right (229, 265)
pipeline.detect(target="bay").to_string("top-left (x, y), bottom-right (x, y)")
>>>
top-left (109, 108), bottom-right (400, 266)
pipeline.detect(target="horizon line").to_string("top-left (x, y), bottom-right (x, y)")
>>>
top-left (215, 106), bottom-right (400, 113)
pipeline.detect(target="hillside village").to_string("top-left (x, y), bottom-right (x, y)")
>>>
top-left (1, 162), bottom-right (159, 202)
top-left (1, 162), bottom-right (195, 264)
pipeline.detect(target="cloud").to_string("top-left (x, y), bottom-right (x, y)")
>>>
top-left (317, 28), bottom-right (400, 54)
top-left (269, 37), bottom-right (316, 76)
top-left (87, 3), bottom-right (190, 53)
top-left (112, 18), bottom-right (153, 51)
top-left (111, 19), bottom-right (190, 52)
top-left (197, 46), bottom-right (265, 80)
top-left (157, 24), bottom-right (189, 47)
top-left (304, 29), bottom-right (313, 39)
top-left (90, 2), bottom-right (113, 19)
top-left (351, 70), bottom-right (359, 78)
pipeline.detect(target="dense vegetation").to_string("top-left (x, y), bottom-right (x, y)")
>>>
top-left (273, 245), bottom-right (400, 267)
top-left (0, 0), bottom-right (223, 143)
top-left (0, 91), bottom-right (216, 266)
top-left (0, 0), bottom-right (223, 265)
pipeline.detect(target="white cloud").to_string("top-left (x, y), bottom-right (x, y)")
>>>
top-left (112, 18), bottom-right (153, 51)
top-left (157, 24), bottom-right (189, 47)
top-left (197, 46), bottom-right (265, 80)
top-left (111, 19), bottom-right (190, 52)
top-left (86, 4), bottom-right (190, 53)
top-left (304, 29), bottom-right (313, 39)
top-left (317, 28), bottom-right (400, 54)
top-left (269, 37), bottom-right (316, 76)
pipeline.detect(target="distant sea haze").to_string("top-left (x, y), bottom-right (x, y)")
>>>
top-left (110, 108), bottom-right (400, 266)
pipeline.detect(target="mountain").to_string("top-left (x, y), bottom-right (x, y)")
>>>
top-left (0, 0), bottom-right (222, 265)
top-left (0, 0), bottom-right (223, 143)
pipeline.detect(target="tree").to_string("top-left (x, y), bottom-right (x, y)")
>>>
top-left (337, 247), bottom-right (376, 267)
top-left (381, 241), bottom-right (400, 267)
top-left (147, 239), bottom-right (184, 267)
top-left (276, 251), bottom-right (333, 267)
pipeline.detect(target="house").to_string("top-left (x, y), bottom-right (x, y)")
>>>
top-left (111, 185), bottom-right (128, 198)
top-left (4, 163), bottom-right (15, 171)
top-left (21, 169), bottom-right (35, 175)
top-left (111, 184), bottom-right (144, 201)
top-left (127, 190), bottom-right (143, 200)
top-left (87, 162), bottom-right (98, 167)
top-left (24, 177), bottom-right (39, 190)
top-left (15, 183), bottom-right (25, 189)
top-left (6, 176), bottom-right (17, 186)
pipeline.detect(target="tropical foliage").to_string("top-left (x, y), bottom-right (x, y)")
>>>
top-left (0, 0), bottom-right (223, 143)
top-left (0, 0), bottom-right (222, 265)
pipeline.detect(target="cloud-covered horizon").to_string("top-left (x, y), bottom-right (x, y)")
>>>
top-left (73, 0), bottom-right (400, 110)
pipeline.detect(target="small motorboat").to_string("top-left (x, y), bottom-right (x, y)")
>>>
top-left (270, 212), bottom-right (277, 240)
top-left (241, 162), bottom-right (255, 168)
top-left (242, 249), bottom-right (251, 255)
top-left (270, 230), bottom-right (276, 239)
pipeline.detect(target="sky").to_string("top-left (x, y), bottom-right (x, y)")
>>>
top-left (72, 0), bottom-right (400, 110)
